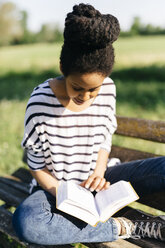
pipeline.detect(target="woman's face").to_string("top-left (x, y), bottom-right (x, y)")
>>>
top-left (65, 72), bottom-right (105, 105)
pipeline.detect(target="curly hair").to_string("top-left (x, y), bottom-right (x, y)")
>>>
top-left (60, 3), bottom-right (120, 77)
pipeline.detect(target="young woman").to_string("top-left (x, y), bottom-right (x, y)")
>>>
top-left (12, 3), bottom-right (165, 245)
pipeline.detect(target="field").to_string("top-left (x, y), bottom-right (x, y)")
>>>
top-left (0, 36), bottom-right (165, 176)
top-left (0, 36), bottom-right (165, 247)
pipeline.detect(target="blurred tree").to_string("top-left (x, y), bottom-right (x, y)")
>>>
top-left (54, 26), bottom-right (63, 42)
top-left (0, 2), bottom-right (23, 45)
top-left (37, 23), bottom-right (63, 43)
top-left (18, 10), bottom-right (37, 44)
top-left (37, 24), bottom-right (54, 42)
top-left (140, 24), bottom-right (165, 35)
top-left (21, 10), bottom-right (28, 32)
top-left (130, 16), bottom-right (143, 35)
top-left (120, 16), bottom-right (165, 37)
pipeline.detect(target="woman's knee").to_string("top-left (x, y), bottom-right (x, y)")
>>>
top-left (12, 193), bottom-right (59, 244)
top-left (152, 156), bottom-right (165, 175)
top-left (12, 203), bottom-right (34, 242)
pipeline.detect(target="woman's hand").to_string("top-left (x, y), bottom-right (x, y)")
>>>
top-left (80, 173), bottom-right (110, 192)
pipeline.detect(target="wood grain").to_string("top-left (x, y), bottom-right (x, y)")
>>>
top-left (116, 116), bottom-right (165, 143)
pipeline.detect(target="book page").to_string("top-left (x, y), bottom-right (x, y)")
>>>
top-left (56, 181), bottom-right (68, 206)
top-left (95, 181), bottom-right (139, 221)
top-left (58, 199), bottom-right (99, 226)
top-left (68, 183), bottom-right (98, 215)
top-left (57, 182), bottom-right (99, 220)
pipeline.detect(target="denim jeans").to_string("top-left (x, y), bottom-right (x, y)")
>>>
top-left (12, 156), bottom-right (165, 245)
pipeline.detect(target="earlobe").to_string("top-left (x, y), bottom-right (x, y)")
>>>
top-left (59, 63), bottom-right (63, 74)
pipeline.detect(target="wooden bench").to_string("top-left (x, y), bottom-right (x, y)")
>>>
top-left (0, 116), bottom-right (165, 248)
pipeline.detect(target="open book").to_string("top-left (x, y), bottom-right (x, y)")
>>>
top-left (56, 180), bottom-right (139, 226)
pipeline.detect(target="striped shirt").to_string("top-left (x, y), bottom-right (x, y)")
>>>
top-left (22, 77), bottom-right (117, 184)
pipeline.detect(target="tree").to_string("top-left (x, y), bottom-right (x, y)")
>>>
top-left (37, 23), bottom-right (63, 43)
top-left (37, 24), bottom-right (54, 42)
top-left (130, 17), bottom-right (143, 35)
top-left (18, 10), bottom-right (36, 44)
top-left (0, 2), bottom-right (23, 45)
top-left (53, 25), bottom-right (63, 43)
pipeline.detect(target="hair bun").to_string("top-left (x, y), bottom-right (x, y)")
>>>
top-left (64, 4), bottom-right (120, 49)
top-left (72, 3), bottom-right (101, 18)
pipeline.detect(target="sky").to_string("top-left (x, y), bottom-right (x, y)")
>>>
top-left (4, 0), bottom-right (165, 32)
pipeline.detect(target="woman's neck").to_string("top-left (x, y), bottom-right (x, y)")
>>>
top-left (49, 76), bottom-right (95, 112)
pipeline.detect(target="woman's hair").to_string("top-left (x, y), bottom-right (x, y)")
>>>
top-left (60, 3), bottom-right (120, 77)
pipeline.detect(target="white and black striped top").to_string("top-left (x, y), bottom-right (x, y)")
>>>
top-left (22, 77), bottom-right (117, 184)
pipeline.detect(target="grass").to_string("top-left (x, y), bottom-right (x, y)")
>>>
top-left (0, 100), bottom-right (26, 175)
top-left (114, 35), bottom-right (165, 68)
top-left (0, 43), bottom-right (61, 76)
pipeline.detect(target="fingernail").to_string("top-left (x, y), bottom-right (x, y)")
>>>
top-left (90, 188), bottom-right (94, 192)
top-left (85, 184), bottom-right (89, 189)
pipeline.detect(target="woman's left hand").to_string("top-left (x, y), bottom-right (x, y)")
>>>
top-left (80, 174), bottom-right (110, 192)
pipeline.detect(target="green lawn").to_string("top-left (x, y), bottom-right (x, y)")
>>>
top-left (114, 35), bottom-right (165, 68)
top-left (0, 36), bottom-right (165, 177)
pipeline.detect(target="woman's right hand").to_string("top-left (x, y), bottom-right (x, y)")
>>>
top-left (80, 173), bottom-right (110, 192)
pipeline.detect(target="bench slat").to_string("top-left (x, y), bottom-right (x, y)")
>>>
top-left (139, 192), bottom-right (165, 212)
top-left (128, 237), bottom-right (165, 248)
top-left (12, 167), bottom-right (33, 184)
top-left (0, 207), bottom-right (27, 246)
top-left (12, 168), bottom-right (32, 183)
top-left (110, 145), bottom-right (159, 162)
top-left (116, 116), bottom-right (165, 143)
top-left (85, 239), bottom-right (141, 248)
top-left (0, 180), bottom-right (27, 207)
top-left (86, 235), bottom-right (165, 248)
top-left (0, 177), bottom-right (29, 194)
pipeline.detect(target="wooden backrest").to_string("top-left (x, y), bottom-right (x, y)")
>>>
top-left (116, 116), bottom-right (165, 143)
top-left (110, 116), bottom-right (165, 162)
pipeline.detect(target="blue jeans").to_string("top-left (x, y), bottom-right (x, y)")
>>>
top-left (12, 156), bottom-right (165, 245)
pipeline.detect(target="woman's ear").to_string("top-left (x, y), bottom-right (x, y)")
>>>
top-left (59, 63), bottom-right (63, 74)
